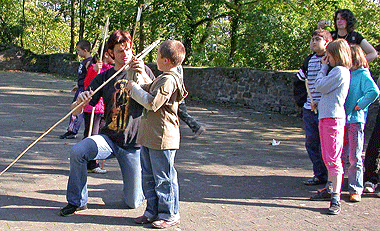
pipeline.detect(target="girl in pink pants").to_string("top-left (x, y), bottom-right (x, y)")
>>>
top-left (311, 39), bottom-right (352, 215)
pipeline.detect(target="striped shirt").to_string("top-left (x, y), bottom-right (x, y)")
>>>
top-left (296, 54), bottom-right (323, 110)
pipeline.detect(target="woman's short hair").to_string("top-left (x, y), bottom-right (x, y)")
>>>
top-left (107, 30), bottom-right (132, 51)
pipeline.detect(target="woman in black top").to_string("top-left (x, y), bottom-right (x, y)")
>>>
top-left (319, 9), bottom-right (377, 62)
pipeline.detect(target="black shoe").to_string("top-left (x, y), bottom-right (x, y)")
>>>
top-left (327, 200), bottom-right (341, 215)
top-left (191, 126), bottom-right (206, 139)
top-left (310, 187), bottom-right (331, 201)
top-left (304, 176), bottom-right (327, 186)
top-left (59, 203), bottom-right (87, 216)
top-left (59, 131), bottom-right (77, 139)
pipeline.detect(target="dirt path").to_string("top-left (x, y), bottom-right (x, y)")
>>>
top-left (0, 70), bottom-right (379, 230)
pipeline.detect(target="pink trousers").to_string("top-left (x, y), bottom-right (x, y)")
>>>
top-left (319, 118), bottom-right (345, 176)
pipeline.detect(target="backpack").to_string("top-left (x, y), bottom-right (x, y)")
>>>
top-left (293, 54), bottom-right (314, 107)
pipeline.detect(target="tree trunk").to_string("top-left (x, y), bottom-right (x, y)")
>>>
top-left (78, 0), bottom-right (86, 41)
top-left (183, 25), bottom-right (196, 64)
top-left (70, 0), bottom-right (75, 53)
top-left (21, 0), bottom-right (25, 47)
top-left (229, 13), bottom-right (238, 63)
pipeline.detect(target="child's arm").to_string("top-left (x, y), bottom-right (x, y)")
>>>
top-left (314, 65), bottom-right (346, 94)
top-left (127, 76), bottom-right (175, 112)
top-left (356, 71), bottom-right (380, 110)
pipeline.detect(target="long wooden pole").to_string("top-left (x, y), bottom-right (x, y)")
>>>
top-left (0, 39), bottom-right (160, 176)
top-left (88, 17), bottom-right (110, 138)
top-left (131, 5), bottom-right (142, 45)
top-left (305, 79), bottom-right (317, 114)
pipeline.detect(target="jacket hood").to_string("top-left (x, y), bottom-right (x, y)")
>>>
top-left (165, 70), bottom-right (188, 102)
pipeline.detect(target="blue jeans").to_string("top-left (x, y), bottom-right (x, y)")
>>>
top-left (342, 123), bottom-right (364, 194)
top-left (141, 146), bottom-right (180, 221)
top-left (66, 135), bottom-right (144, 208)
top-left (302, 108), bottom-right (327, 181)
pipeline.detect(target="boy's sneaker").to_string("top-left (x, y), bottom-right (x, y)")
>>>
top-left (364, 181), bottom-right (377, 193)
top-left (310, 187), bottom-right (331, 201)
top-left (59, 203), bottom-right (87, 216)
top-left (192, 126), bottom-right (205, 139)
top-left (327, 199), bottom-right (341, 215)
top-left (377, 192), bottom-right (380, 198)
top-left (134, 215), bottom-right (154, 224)
top-left (88, 167), bottom-right (107, 174)
top-left (152, 219), bottom-right (180, 229)
top-left (304, 176), bottom-right (327, 186)
top-left (59, 131), bottom-right (77, 139)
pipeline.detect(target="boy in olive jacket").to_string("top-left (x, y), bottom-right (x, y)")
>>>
top-left (126, 40), bottom-right (187, 229)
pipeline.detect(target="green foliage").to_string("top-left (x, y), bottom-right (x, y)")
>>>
top-left (0, 0), bottom-right (23, 44)
top-left (3, 0), bottom-right (380, 74)
top-left (23, 1), bottom-right (71, 54)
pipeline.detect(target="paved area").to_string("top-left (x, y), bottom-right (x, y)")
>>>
top-left (0, 70), bottom-right (379, 230)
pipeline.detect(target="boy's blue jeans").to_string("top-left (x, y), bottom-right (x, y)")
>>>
top-left (66, 135), bottom-right (144, 209)
top-left (302, 108), bottom-right (328, 181)
top-left (141, 146), bottom-right (180, 222)
top-left (342, 122), bottom-right (365, 194)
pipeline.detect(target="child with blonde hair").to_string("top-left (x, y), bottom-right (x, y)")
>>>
top-left (310, 39), bottom-right (351, 215)
top-left (342, 45), bottom-right (379, 202)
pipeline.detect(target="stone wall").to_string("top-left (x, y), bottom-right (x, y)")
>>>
top-left (146, 64), bottom-right (300, 115)
top-left (184, 67), bottom-right (299, 114)
top-left (1, 44), bottom-right (378, 127)
top-left (0, 44), bottom-right (78, 77)
top-left (147, 64), bottom-right (379, 133)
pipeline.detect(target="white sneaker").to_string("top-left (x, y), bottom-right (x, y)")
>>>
top-left (88, 167), bottom-right (107, 174)
top-left (364, 181), bottom-right (377, 193)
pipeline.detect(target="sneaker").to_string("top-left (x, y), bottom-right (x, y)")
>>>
top-left (191, 126), bottom-right (205, 139)
top-left (304, 176), bottom-right (327, 186)
top-left (152, 219), bottom-right (180, 229)
top-left (59, 203), bottom-right (87, 216)
top-left (364, 181), bottom-right (377, 193)
top-left (349, 194), bottom-right (361, 202)
top-left (134, 215), bottom-right (154, 224)
top-left (377, 192), bottom-right (380, 198)
top-left (87, 167), bottom-right (107, 174)
top-left (59, 131), bottom-right (77, 139)
top-left (310, 187), bottom-right (331, 201)
top-left (327, 200), bottom-right (341, 215)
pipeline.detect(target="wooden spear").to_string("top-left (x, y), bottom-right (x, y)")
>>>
top-left (305, 79), bottom-right (317, 114)
top-left (131, 4), bottom-right (143, 45)
top-left (88, 17), bottom-right (110, 138)
top-left (0, 39), bottom-right (161, 176)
